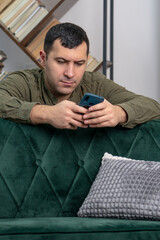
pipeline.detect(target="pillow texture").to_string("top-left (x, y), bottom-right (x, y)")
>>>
top-left (77, 153), bottom-right (160, 220)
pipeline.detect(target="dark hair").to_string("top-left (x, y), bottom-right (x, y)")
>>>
top-left (44, 22), bottom-right (89, 56)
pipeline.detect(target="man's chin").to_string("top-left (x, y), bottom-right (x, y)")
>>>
top-left (59, 86), bottom-right (75, 95)
top-left (56, 89), bottom-right (73, 99)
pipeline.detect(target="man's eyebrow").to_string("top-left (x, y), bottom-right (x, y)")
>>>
top-left (76, 60), bottom-right (86, 63)
top-left (55, 57), bottom-right (67, 61)
top-left (55, 57), bottom-right (86, 63)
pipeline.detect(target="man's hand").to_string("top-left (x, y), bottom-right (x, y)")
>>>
top-left (82, 99), bottom-right (127, 128)
top-left (30, 100), bottom-right (88, 130)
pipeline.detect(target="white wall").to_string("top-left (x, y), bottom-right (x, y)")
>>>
top-left (0, 29), bottom-right (37, 71)
top-left (0, 0), bottom-right (160, 101)
top-left (114, 0), bottom-right (160, 101)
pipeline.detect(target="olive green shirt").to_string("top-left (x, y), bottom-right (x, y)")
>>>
top-left (0, 68), bottom-right (159, 128)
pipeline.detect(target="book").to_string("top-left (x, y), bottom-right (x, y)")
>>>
top-left (9, 0), bottom-right (39, 33)
top-left (5, 0), bottom-right (34, 27)
top-left (14, 3), bottom-right (41, 34)
top-left (27, 18), bottom-right (59, 54)
top-left (0, 71), bottom-right (9, 81)
top-left (2, 0), bottom-right (29, 25)
top-left (0, 0), bottom-right (22, 23)
top-left (86, 55), bottom-right (102, 72)
top-left (15, 6), bottom-right (48, 41)
top-left (0, 0), bottom-right (15, 14)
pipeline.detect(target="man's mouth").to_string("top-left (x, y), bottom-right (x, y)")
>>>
top-left (61, 80), bottom-right (75, 86)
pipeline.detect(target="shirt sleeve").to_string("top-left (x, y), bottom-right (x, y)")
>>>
top-left (118, 99), bottom-right (160, 128)
top-left (96, 74), bottom-right (160, 128)
top-left (0, 72), bottom-right (40, 124)
top-left (0, 90), bottom-right (39, 124)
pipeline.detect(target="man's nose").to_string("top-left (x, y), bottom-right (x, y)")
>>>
top-left (64, 63), bottom-right (75, 79)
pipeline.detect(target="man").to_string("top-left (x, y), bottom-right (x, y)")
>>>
top-left (0, 22), bottom-right (159, 129)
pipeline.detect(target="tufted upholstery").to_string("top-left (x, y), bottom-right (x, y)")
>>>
top-left (0, 118), bottom-right (160, 239)
top-left (0, 118), bottom-right (160, 219)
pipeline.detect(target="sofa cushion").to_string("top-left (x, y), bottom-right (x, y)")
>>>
top-left (78, 153), bottom-right (160, 220)
top-left (1, 217), bottom-right (160, 240)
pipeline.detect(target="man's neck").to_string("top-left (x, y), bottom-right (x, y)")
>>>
top-left (57, 94), bottom-right (71, 103)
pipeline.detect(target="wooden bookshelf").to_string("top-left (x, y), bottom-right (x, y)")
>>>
top-left (0, 0), bottom-right (65, 68)
top-left (0, 0), bottom-right (113, 73)
top-left (21, 0), bottom-right (65, 46)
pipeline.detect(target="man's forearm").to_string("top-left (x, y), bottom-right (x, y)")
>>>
top-left (30, 104), bottom-right (52, 125)
top-left (115, 105), bottom-right (128, 125)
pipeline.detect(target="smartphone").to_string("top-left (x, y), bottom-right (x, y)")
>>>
top-left (79, 93), bottom-right (104, 109)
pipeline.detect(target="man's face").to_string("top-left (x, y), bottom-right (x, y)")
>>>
top-left (40, 39), bottom-right (88, 101)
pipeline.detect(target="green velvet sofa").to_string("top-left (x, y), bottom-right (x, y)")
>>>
top-left (0, 118), bottom-right (160, 240)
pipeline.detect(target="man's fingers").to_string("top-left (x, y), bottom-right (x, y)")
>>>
top-left (70, 119), bottom-right (88, 128)
top-left (73, 104), bottom-right (88, 114)
top-left (83, 110), bottom-right (105, 120)
top-left (84, 115), bottom-right (106, 125)
top-left (88, 100), bottom-right (107, 112)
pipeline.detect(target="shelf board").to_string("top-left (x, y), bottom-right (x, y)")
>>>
top-left (93, 61), bottom-right (113, 72)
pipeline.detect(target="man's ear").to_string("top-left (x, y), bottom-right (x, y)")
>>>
top-left (39, 50), bottom-right (46, 66)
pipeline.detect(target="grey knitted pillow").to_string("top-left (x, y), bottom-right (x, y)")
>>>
top-left (78, 153), bottom-right (160, 220)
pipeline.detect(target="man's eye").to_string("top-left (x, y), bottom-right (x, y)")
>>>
top-left (75, 62), bottom-right (84, 66)
top-left (57, 60), bottom-right (65, 64)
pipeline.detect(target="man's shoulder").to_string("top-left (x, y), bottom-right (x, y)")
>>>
top-left (82, 71), bottom-right (107, 84)
top-left (2, 68), bottom-right (44, 86)
top-left (10, 68), bottom-right (43, 79)
top-left (78, 71), bottom-right (116, 98)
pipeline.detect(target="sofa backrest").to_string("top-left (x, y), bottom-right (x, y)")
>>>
top-left (0, 119), bottom-right (160, 218)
